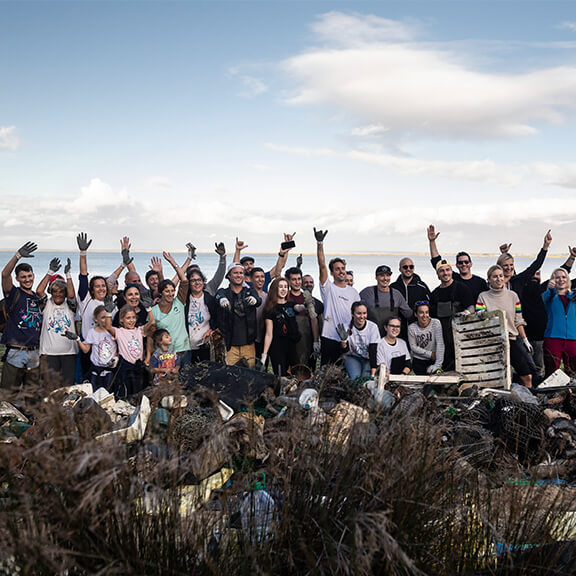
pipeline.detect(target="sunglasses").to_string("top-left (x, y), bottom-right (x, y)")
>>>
top-left (414, 300), bottom-right (429, 307)
top-left (402, 264), bottom-right (415, 270)
top-left (457, 260), bottom-right (470, 265)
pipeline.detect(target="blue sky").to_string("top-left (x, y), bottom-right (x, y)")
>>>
top-left (2, 0), bottom-right (576, 258)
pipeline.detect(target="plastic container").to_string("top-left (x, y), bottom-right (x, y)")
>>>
top-left (240, 489), bottom-right (275, 542)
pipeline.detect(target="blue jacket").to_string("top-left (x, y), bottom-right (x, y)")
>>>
top-left (542, 288), bottom-right (576, 340)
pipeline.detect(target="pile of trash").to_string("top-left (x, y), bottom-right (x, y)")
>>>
top-left (3, 361), bottom-right (576, 574)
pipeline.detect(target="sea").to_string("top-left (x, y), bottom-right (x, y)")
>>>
top-left (22, 250), bottom-right (570, 297)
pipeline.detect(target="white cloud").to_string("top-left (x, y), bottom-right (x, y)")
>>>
top-left (559, 21), bottom-right (576, 32)
top-left (282, 12), bottom-right (576, 139)
top-left (228, 67), bottom-right (268, 98)
top-left (266, 142), bottom-right (551, 187)
top-left (0, 126), bottom-right (21, 150)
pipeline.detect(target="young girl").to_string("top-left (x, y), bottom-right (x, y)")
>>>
top-left (376, 316), bottom-right (412, 376)
top-left (67, 305), bottom-right (118, 392)
top-left (339, 301), bottom-right (380, 379)
top-left (261, 278), bottom-right (301, 375)
top-left (105, 303), bottom-right (155, 398)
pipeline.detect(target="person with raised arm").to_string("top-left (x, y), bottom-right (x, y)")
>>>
top-left (427, 225), bottom-right (487, 302)
top-left (314, 227), bottom-right (360, 365)
top-left (149, 252), bottom-right (190, 369)
top-left (1, 241), bottom-right (42, 401)
top-left (37, 257), bottom-right (78, 388)
top-left (184, 241), bottom-right (227, 296)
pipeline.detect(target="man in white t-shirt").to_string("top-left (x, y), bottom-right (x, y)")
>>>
top-left (314, 228), bottom-right (360, 365)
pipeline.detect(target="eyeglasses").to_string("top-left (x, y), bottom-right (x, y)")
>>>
top-left (414, 300), bottom-right (429, 307)
top-left (457, 260), bottom-right (470, 265)
top-left (402, 264), bottom-right (415, 270)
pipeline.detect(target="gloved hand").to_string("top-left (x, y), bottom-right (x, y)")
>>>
top-left (475, 309), bottom-right (486, 319)
top-left (261, 353), bottom-right (268, 365)
top-left (141, 292), bottom-right (154, 311)
top-left (245, 295), bottom-right (257, 306)
top-left (62, 330), bottom-right (79, 341)
top-left (523, 338), bottom-right (534, 355)
top-left (214, 242), bottom-right (226, 256)
top-left (77, 233), bottom-right (92, 252)
top-left (17, 241), bottom-right (38, 259)
top-left (187, 242), bottom-right (197, 260)
top-left (48, 258), bottom-right (61, 275)
top-left (313, 227), bottom-right (328, 243)
top-left (313, 341), bottom-right (321, 356)
top-left (219, 297), bottom-right (231, 310)
top-left (336, 323), bottom-right (348, 342)
top-left (104, 297), bottom-right (115, 315)
top-left (64, 258), bottom-right (72, 278)
top-left (122, 248), bottom-right (132, 267)
top-left (294, 304), bottom-right (306, 313)
top-left (296, 254), bottom-right (303, 268)
top-left (457, 310), bottom-right (471, 317)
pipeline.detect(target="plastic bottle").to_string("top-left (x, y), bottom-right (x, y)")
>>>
top-left (240, 489), bottom-right (275, 542)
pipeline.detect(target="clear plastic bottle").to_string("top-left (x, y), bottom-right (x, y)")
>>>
top-left (240, 489), bottom-right (275, 542)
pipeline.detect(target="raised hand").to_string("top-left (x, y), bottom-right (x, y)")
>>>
top-left (104, 297), bottom-right (115, 314)
top-left (17, 241), bottom-right (38, 259)
top-left (140, 292), bottom-right (154, 310)
top-left (149, 256), bottom-right (163, 272)
top-left (569, 246), bottom-right (576, 259)
top-left (214, 242), bottom-right (226, 256)
top-left (235, 237), bottom-right (248, 252)
top-left (499, 243), bottom-right (512, 254)
top-left (64, 258), bottom-right (72, 275)
top-left (427, 225), bottom-right (439, 242)
top-left (313, 227), bottom-right (328, 243)
top-left (76, 233), bottom-right (92, 252)
top-left (543, 229), bottom-right (552, 250)
top-left (296, 254), bottom-right (303, 268)
top-left (121, 236), bottom-right (132, 266)
top-left (186, 242), bottom-right (197, 260)
top-left (48, 258), bottom-right (61, 275)
top-left (336, 323), bottom-right (348, 342)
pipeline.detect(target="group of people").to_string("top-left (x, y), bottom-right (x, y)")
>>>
top-left (2, 225), bottom-right (575, 405)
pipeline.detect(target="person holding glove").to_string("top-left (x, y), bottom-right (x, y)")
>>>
top-left (214, 262), bottom-right (261, 368)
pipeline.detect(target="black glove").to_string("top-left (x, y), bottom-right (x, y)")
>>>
top-left (296, 254), bottom-right (303, 268)
top-left (17, 241), bottom-right (38, 258)
top-left (122, 248), bottom-right (132, 267)
top-left (214, 242), bottom-right (226, 256)
top-left (48, 258), bottom-right (61, 274)
top-left (64, 258), bottom-right (72, 275)
top-left (62, 330), bottom-right (79, 341)
top-left (140, 292), bottom-right (154, 310)
top-left (104, 298), bottom-right (115, 314)
top-left (314, 228), bottom-right (328, 243)
top-left (77, 233), bottom-right (92, 252)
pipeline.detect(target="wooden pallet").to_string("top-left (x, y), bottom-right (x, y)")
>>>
top-left (453, 310), bottom-right (511, 390)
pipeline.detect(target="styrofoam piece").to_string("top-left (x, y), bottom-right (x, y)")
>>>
top-left (0, 401), bottom-right (29, 423)
top-left (538, 369), bottom-right (571, 389)
top-left (160, 395), bottom-right (188, 410)
top-left (46, 383), bottom-right (94, 405)
top-left (96, 395), bottom-right (151, 442)
top-left (90, 387), bottom-right (114, 406)
top-left (478, 388), bottom-right (512, 397)
top-left (217, 400), bottom-right (234, 421)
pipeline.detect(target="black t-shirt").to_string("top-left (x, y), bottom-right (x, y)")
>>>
top-left (264, 302), bottom-right (301, 343)
top-left (1, 286), bottom-right (42, 347)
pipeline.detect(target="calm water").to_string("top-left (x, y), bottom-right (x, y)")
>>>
top-left (17, 250), bottom-right (570, 298)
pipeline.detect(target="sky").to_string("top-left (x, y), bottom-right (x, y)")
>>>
top-left (2, 0), bottom-right (576, 258)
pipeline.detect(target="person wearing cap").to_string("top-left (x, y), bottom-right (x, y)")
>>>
top-left (1, 241), bottom-right (42, 400)
top-left (234, 233), bottom-right (294, 292)
top-left (36, 258), bottom-right (79, 388)
top-left (429, 259), bottom-right (475, 371)
top-left (427, 225), bottom-right (487, 302)
top-left (358, 264), bottom-right (412, 338)
top-left (390, 257), bottom-right (431, 309)
top-left (215, 262), bottom-right (262, 367)
top-left (314, 227), bottom-right (360, 365)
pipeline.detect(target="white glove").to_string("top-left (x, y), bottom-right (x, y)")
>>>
top-left (294, 304), bottom-right (306, 313)
top-left (245, 295), bottom-right (257, 306)
top-left (313, 341), bottom-right (321, 355)
top-left (219, 297), bottom-right (230, 310)
top-left (261, 353), bottom-right (268, 365)
top-left (523, 338), bottom-right (534, 355)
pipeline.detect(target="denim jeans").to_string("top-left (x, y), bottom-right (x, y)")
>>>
top-left (343, 354), bottom-right (371, 380)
